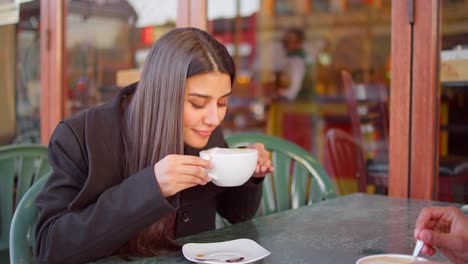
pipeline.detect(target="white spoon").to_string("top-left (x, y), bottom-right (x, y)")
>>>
top-left (412, 240), bottom-right (424, 261)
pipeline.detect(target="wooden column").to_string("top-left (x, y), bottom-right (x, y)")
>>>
top-left (234, 0), bottom-right (241, 72)
top-left (190, 0), bottom-right (207, 30)
top-left (410, 0), bottom-right (440, 200)
top-left (299, 0), bottom-right (311, 15)
top-left (0, 25), bottom-right (16, 145)
top-left (389, 0), bottom-right (412, 198)
top-left (177, 0), bottom-right (190, 27)
top-left (40, 0), bottom-right (66, 145)
top-left (389, 0), bottom-right (440, 200)
top-left (177, 0), bottom-right (207, 30)
top-left (261, 0), bottom-right (275, 16)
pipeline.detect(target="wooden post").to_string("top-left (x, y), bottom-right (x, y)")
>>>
top-left (410, 0), bottom-right (440, 200)
top-left (389, 0), bottom-right (412, 198)
top-left (177, 0), bottom-right (207, 30)
top-left (190, 0), bottom-right (207, 30)
top-left (40, 0), bottom-right (66, 145)
top-left (234, 0), bottom-right (241, 72)
top-left (389, 0), bottom-right (441, 200)
top-left (177, 0), bottom-right (190, 27)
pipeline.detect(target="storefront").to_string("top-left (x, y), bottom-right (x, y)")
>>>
top-left (1, 0), bottom-right (467, 202)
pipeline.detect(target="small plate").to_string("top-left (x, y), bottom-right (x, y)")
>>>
top-left (182, 238), bottom-right (270, 264)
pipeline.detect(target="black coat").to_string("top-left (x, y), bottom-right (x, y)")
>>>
top-left (35, 83), bottom-right (263, 264)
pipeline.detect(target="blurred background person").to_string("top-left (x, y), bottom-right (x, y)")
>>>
top-left (275, 27), bottom-right (315, 102)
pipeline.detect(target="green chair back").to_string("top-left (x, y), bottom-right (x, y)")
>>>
top-left (9, 174), bottom-right (49, 264)
top-left (226, 133), bottom-right (337, 216)
top-left (0, 144), bottom-right (51, 252)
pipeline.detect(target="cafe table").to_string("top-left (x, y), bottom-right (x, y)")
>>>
top-left (92, 193), bottom-right (461, 264)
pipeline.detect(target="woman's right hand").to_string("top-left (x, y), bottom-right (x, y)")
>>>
top-left (414, 206), bottom-right (468, 264)
top-left (154, 154), bottom-right (212, 197)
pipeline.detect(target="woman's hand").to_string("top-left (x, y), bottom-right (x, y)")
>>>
top-left (247, 143), bottom-right (274, 178)
top-left (414, 206), bottom-right (468, 264)
top-left (154, 155), bottom-right (212, 197)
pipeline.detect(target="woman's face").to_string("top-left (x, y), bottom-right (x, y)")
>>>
top-left (183, 72), bottom-right (232, 148)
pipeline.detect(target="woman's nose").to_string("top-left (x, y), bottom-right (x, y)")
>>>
top-left (203, 105), bottom-right (220, 126)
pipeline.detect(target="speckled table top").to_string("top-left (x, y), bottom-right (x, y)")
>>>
top-left (93, 193), bottom-right (457, 264)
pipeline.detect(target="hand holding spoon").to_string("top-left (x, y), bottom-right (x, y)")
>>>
top-left (412, 240), bottom-right (424, 261)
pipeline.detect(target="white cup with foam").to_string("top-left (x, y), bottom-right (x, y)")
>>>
top-left (199, 147), bottom-right (258, 187)
top-left (356, 254), bottom-right (428, 264)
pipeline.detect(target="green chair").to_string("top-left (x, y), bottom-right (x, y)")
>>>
top-left (9, 174), bottom-right (49, 264)
top-left (226, 133), bottom-right (337, 216)
top-left (0, 144), bottom-right (51, 262)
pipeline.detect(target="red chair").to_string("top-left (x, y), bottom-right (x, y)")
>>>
top-left (324, 129), bottom-right (388, 195)
top-left (340, 71), bottom-right (389, 193)
top-left (341, 70), bottom-right (389, 161)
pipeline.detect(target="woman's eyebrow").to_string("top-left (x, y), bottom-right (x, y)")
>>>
top-left (187, 91), bottom-right (232, 99)
top-left (221, 91), bottom-right (232, 98)
top-left (187, 93), bottom-right (211, 99)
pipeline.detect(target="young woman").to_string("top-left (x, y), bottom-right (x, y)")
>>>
top-left (35, 27), bottom-right (273, 264)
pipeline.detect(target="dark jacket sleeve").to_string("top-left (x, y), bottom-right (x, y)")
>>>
top-left (216, 179), bottom-right (263, 223)
top-left (35, 122), bottom-right (178, 264)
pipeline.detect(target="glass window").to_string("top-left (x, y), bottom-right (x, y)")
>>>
top-left (438, 0), bottom-right (468, 203)
top-left (1, 0), bottom-right (42, 145)
top-left (208, 0), bottom-right (264, 136)
top-left (65, 0), bottom-right (177, 116)
top-left (208, 0), bottom-right (392, 197)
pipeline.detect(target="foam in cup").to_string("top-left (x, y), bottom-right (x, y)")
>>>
top-left (357, 254), bottom-right (428, 264)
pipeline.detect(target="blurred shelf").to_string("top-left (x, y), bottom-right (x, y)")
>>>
top-left (441, 81), bottom-right (468, 87)
top-left (441, 59), bottom-right (468, 83)
top-left (440, 124), bottom-right (468, 133)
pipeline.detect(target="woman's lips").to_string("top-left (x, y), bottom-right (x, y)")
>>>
top-left (194, 129), bottom-right (212, 137)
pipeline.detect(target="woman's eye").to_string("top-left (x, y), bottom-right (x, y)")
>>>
top-left (218, 98), bottom-right (228, 107)
top-left (190, 102), bottom-right (204, 109)
top-left (189, 100), bottom-right (227, 109)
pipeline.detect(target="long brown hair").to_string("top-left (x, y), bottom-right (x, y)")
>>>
top-left (120, 28), bottom-right (235, 257)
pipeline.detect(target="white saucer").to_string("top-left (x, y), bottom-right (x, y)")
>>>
top-left (182, 238), bottom-right (270, 264)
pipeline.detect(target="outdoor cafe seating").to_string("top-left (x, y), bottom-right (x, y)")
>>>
top-left (0, 144), bottom-right (51, 263)
top-left (2, 133), bottom-right (465, 263)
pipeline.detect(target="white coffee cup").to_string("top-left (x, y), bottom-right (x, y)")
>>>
top-left (356, 254), bottom-right (428, 264)
top-left (199, 147), bottom-right (258, 187)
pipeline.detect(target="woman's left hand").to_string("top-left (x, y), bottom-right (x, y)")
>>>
top-left (247, 143), bottom-right (274, 178)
